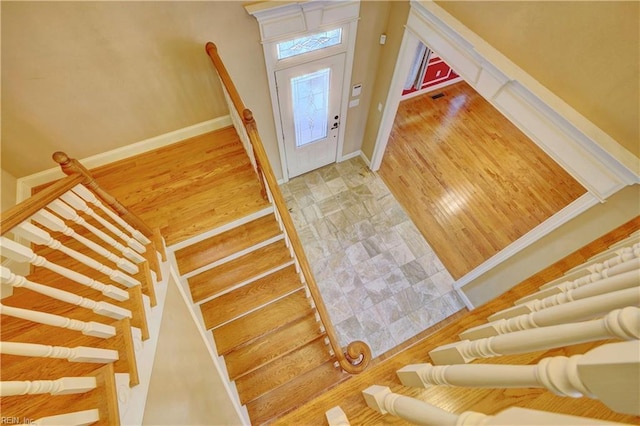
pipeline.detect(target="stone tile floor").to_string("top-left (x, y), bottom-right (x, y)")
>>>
top-left (280, 157), bottom-right (465, 358)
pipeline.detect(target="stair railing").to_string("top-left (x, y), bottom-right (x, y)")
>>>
top-left (362, 385), bottom-right (626, 426)
top-left (1, 167), bottom-right (161, 423)
top-left (205, 41), bottom-right (371, 374)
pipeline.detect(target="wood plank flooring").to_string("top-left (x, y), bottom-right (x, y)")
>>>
top-left (275, 217), bottom-right (640, 425)
top-left (87, 127), bottom-right (269, 246)
top-left (379, 82), bottom-right (587, 279)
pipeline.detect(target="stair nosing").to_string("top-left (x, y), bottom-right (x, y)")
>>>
top-left (168, 205), bottom-right (275, 252)
top-left (206, 283), bottom-right (306, 330)
top-left (229, 332), bottom-right (328, 382)
top-left (235, 336), bottom-right (334, 406)
top-left (181, 233), bottom-right (285, 279)
top-left (194, 260), bottom-right (296, 306)
top-left (215, 290), bottom-right (315, 356)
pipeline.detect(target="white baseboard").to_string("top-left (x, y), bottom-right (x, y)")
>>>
top-left (16, 116), bottom-right (232, 203)
top-left (340, 150), bottom-right (372, 167)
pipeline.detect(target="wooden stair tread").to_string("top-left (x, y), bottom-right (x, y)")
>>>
top-left (235, 337), bottom-right (333, 405)
top-left (224, 313), bottom-right (325, 380)
top-left (212, 289), bottom-right (313, 355)
top-left (200, 265), bottom-right (303, 329)
top-left (188, 240), bottom-right (292, 303)
top-left (246, 360), bottom-right (348, 425)
top-left (175, 214), bottom-right (281, 275)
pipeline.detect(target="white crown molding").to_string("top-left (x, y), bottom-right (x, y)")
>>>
top-left (16, 116), bottom-right (232, 203)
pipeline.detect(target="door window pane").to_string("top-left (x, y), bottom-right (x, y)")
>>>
top-left (291, 68), bottom-right (330, 147)
top-left (277, 29), bottom-right (342, 60)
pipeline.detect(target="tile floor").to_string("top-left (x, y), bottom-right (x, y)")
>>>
top-left (280, 157), bottom-right (465, 358)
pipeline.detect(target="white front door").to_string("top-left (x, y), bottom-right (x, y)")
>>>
top-left (275, 53), bottom-right (346, 178)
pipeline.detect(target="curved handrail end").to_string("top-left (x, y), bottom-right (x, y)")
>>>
top-left (340, 340), bottom-right (372, 374)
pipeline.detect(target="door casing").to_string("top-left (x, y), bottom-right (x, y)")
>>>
top-left (247, 2), bottom-right (361, 182)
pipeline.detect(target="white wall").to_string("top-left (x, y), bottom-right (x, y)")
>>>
top-left (143, 278), bottom-right (243, 425)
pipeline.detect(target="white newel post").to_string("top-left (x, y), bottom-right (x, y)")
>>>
top-left (71, 184), bottom-right (150, 245)
top-left (0, 266), bottom-right (131, 320)
top-left (0, 377), bottom-right (96, 396)
top-left (47, 199), bottom-right (145, 264)
top-left (430, 307), bottom-right (640, 364)
top-left (460, 286), bottom-right (640, 340)
top-left (31, 209), bottom-right (138, 275)
top-left (0, 237), bottom-right (129, 301)
top-left (398, 341), bottom-right (640, 415)
top-left (362, 385), bottom-right (458, 425)
top-left (0, 341), bottom-right (119, 363)
top-left (325, 407), bottom-right (350, 426)
top-left (490, 269), bottom-right (639, 321)
top-left (13, 222), bottom-right (140, 288)
top-left (0, 304), bottom-right (115, 338)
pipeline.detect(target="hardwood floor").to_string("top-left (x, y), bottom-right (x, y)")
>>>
top-left (275, 217), bottom-right (640, 425)
top-left (379, 82), bottom-right (587, 279)
top-left (87, 127), bottom-right (269, 246)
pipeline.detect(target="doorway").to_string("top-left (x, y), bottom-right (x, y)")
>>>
top-left (276, 53), bottom-right (346, 178)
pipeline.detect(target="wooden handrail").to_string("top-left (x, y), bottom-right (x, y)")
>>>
top-left (1, 174), bottom-right (84, 236)
top-left (205, 41), bottom-right (371, 374)
top-left (52, 152), bottom-right (164, 278)
top-left (52, 152), bottom-right (153, 239)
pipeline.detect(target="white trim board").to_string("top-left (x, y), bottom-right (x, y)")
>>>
top-left (16, 116), bottom-right (232, 203)
top-left (453, 192), bottom-right (600, 308)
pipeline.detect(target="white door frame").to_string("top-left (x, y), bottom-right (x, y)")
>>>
top-left (368, 1), bottom-right (637, 307)
top-left (246, 1), bottom-right (361, 182)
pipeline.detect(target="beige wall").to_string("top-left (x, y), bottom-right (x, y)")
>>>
top-left (342, 1), bottom-right (391, 157)
top-left (143, 278), bottom-right (243, 425)
top-left (464, 184), bottom-right (640, 307)
top-left (360, 0), bottom-right (411, 160)
top-left (1, 2), bottom-right (280, 178)
top-left (435, 0), bottom-right (639, 156)
top-left (1, 169), bottom-right (17, 212)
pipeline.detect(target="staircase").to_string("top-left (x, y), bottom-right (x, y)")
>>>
top-left (1, 172), bottom-right (167, 424)
top-left (173, 210), bottom-right (349, 423)
top-left (0, 42), bottom-right (372, 425)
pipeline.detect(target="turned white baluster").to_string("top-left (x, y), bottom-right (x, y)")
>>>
top-left (363, 387), bottom-right (625, 426)
top-left (31, 209), bottom-right (138, 275)
top-left (519, 258), bottom-right (640, 305)
top-left (14, 222), bottom-right (140, 288)
top-left (0, 266), bottom-right (131, 320)
top-left (363, 385), bottom-right (459, 425)
top-left (72, 184), bottom-right (150, 245)
top-left (460, 286), bottom-right (640, 340)
top-left (0, 304), bottom-right (115, 338)
top-left (47, 199), bottom-right (145, 264)
top-left (541, 244), bottom-right (640, 291)
top-left (60, 191), bottom-right (146, 253)
top-left (325, 407), bottom-right (350, 426)
top-left (0, 237), bottom-right (128, 301)
top-left (431, 307), bottom-right (640, 364)
top-left (23, 409), bottom-right (100, 426)
top-left (398, 341), bottom-right (640, 415)
top-left (0, 341), bottom-right (118, 363)
top-left (490, 269), bottom-right (639, 321)
top-left (1, 377), bottom-right (96, 396)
